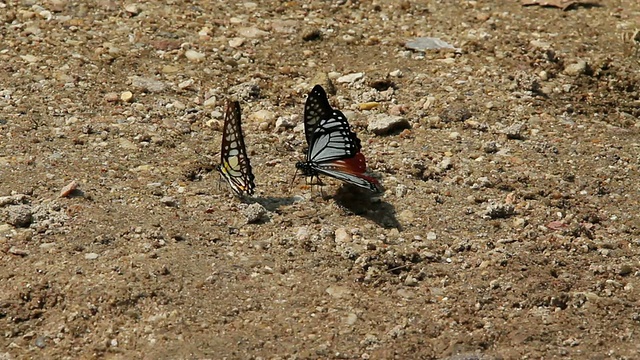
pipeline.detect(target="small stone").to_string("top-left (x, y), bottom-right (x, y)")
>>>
top-left (274, 116), bottom-right (296, 132)
top-left (104, 92), bottom-right (119, 102)
top-left (439, 106), bottom-right (472, 122)
top-left (160, 196), bottom-right (178, 207)
top-left (228, 37), bottom-right (245, 48)
top-left (237, 27), bottom-right (269, 38)
top-left (34, 336), bottom-right (46, 349)
top-left (203, 96), bottom-right (217, 107)
top-left (449, 131), bottom-right (460, 140)
top-left (84, 252), bottom-right (99, 260)
top-left (20, 54), bottom-right (39, 63)
top-left (59, 180), bottom-right (79, 197)
top-left (249, 110), bottom-right (276, 124)
top-left (310, 73), bottom-right (336, 95)
top-left (483, 141), bottom-right (498, 153)
top-left (397, 209), bottom-right (414, 223)
top-left (130, 76), bottom-right (166, 93)
top-left (9, 247), bottom-right (30, 256)
top-left (367, 114), bottom-right (410, 135)
top-left (619, 264), bottom-right (633, 276)
top-left (388, 105), bottom-right (406, 116)
top-left (426, 232), bottom-right (437, 241)
top-left (335, 228), bottom-right (351, 243)
top-left (243, 203), bottom-right (267, 224)
top-left (484, 202), bottom-right (515, 219)
top-left (161, 65), bottom-right (180, 74)
top-left (178, 79), bottom-right (195, 90)
top-left (326, 285), bottom-right (350, 298)
top-left (5, 205), bottom-right (32, 227)
top-left (296, 226), bottom-right (309, 241)
top-left (395, 184), bottom-right (408, 198)
top-left (404, 275), bottom-right (418, 286)
top-left (120, 91), bottom-right (133, 102)
top-left (389, 69), bottom-right (403, 77)
top-left (258, 122), bottom-right (269, 131)
top-left (124, 3), bottom-right (140, 15)
top-left (336, 72), bottom-right (364, 84)
top-left (302, 29), bottom-right (322, 41)
top-left (564, 60), bottom-right (587, 76)
top-left (344, 313), bottom-right (358, 325)
top-left (185, 49), bottom-right (206, 61)
top-left (502, 122), bottom-right (526, 140)
top-left (358, 102), bottom-right (379, 111)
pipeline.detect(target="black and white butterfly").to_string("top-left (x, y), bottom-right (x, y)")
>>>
top-left (295, 85), bottom-right (381, 192)
top-left (217, 100), bottom-right (256, 196)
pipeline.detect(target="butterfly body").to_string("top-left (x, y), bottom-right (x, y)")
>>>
top-left (296, 85), bottom-right (381, 193)
top-left (218, 100), bottom-right (255, 196)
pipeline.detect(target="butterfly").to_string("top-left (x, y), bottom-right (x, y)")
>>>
top-left (217, 100), bottom-right (256, 196)
top-left (295, 85), bottom-right (381, 192)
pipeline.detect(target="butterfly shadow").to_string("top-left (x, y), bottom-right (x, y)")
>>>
top-left (332, 185), bottom-right (401, 230)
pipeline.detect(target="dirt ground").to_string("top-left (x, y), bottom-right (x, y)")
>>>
top-left (1, 0), bottom-right (640, 359)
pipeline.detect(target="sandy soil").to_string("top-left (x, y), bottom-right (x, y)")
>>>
top-left (2, 1), bottom-right (640, 359)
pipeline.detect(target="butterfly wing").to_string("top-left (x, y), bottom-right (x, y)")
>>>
top-left (218, 100), bottom-right (256, 196)
top-left (314, 153), bottom-right (381, 192)
top-left (299, 85), bottom-right (381, 192)
top-left (307, 111), bottom-right (361, 163)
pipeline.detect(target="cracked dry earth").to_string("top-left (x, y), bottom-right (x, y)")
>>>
top-left (2, 0), bottom-right (640, 359)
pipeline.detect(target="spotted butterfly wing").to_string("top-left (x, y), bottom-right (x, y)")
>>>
top-left (217, 100), bottom-right (256, 196)
top-left (295, 85), bottom-right (380, 192)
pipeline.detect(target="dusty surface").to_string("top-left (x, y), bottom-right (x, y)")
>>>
top-left (2, 0), bottom-right (640, 359)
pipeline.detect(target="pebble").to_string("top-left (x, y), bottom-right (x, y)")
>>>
top-left (502, 122), bottom-right (526, 140)
top-left (236, 27), bottom-right (269, 38)
top-left (395, 184), bottom-right (408, 198)
top-left (404, 276), bottom-right (418, 287)
top-left (59, 180), bottom-right (78, 197)
top-left (358, 102), bottom-right (379, 110)
top-left (335, 228), bottom-right (351, 243)
top-left (483, 141), bottom-right (498, 153)
top-left (5, 205), bottom-right (32, 227)
top-left (203, 96), bottom-right (217, 107)
top-left (326, 285), bottom-right (350, 298)
top-left (344, 313), bottom-right (358, 325)
top-left (243, 203), bottom-right (266, 224)
top-left (229, 37), bottom-right (245, 48)
top-left (422, 96), bottom-right (436, 110)
top-left (302, 29), bottom-right (322, 41)
top-left (130, 76), bottom-right (166, 93)
top-left (274, 116), bottom-right (297, 132)
top-left (184, 49), bottom-right (205, 62)
top-left (20, 54), bottom-right (39, 63)
top-left (124, 3), bottom-right (140, 15)
top-left (484, 202), bottom-right (515, 219)
top-left (120, 91), bottom-right (133, 102)
top-left (104, 92), bottom-right (119, 102)
top-left (310, 72), bottom-right (336, 95)
top-left (397, 209), bottom-right (414, 223)
top-left (367, 114), bottom-right (410, 135)
top-left (249, 110), bottom-right (276, 124)
top-left (84, 252), bottom-right (99, 260)
top-left (160, 196), bottom-right (178, 207)
top-left (564, 60), bottom-right (587, 76)
top-left (426, 232), bottom-right (437, 241)
top-left (336, 72), bottom-right (364, 84)
top-left (258, 122), bottom-right (269, 131)
top-left (178, 79), bottom-right (195, 90)
top-left (405, 37), bottom-right (457, 51)
top-left (9, 246), bottom-right (30, 256)
top-left (389, 69), bottom-right (403, 77)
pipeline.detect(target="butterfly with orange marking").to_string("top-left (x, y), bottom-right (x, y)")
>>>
top-left (295, 85), bottom-right (381, 192)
